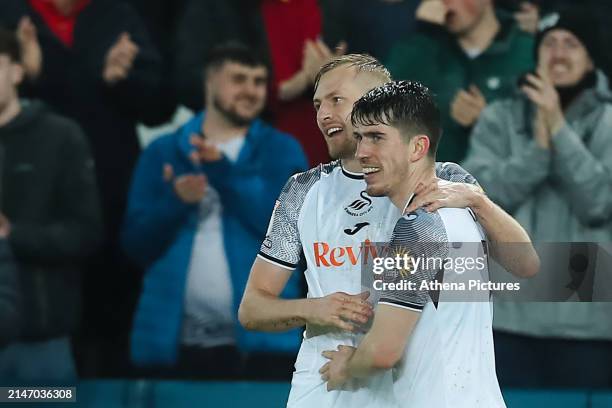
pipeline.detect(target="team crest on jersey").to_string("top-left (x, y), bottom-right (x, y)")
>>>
top-left (344, 191), bottom-right (373, 216)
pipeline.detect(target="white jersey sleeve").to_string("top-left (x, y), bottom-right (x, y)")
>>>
top-left (378, 209), bottom-right (450, 312)
top-left (258, 165), bottom-right (331, 270)
top-left (435, 162), bottom-right (480, 187)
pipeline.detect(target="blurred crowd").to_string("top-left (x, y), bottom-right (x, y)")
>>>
top-left (0, 0), bottom-right (611, 388)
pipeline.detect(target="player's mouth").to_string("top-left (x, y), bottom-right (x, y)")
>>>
top-left (325, 126), bottom-right (344, 138)
top-left (362, 166), bottom-right (381, 181)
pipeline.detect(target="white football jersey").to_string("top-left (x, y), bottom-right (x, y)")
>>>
top-left (380, 208), bottom-right (506, 408)
top-left (258, 161), bottom-right (483, 407)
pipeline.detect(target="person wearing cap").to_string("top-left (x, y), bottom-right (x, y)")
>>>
top-left (462, 9), bottom-right (612, 388)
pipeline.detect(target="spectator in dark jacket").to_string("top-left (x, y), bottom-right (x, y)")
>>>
top-left (0, 0), bottom-right (165, 375)
top-left (0, 26), bottom-right (102, 382)
top-left (0, 239), bottom-right (20, 349)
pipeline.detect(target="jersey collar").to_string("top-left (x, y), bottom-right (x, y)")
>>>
top-left (341, 163), bottom-right (364, 180)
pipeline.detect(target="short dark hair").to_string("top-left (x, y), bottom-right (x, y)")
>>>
top-left (351, 80), bottom-right (441, 158)
top-left (204, 42), bottom-right (267, 77)
top-left (0, 26), bottom-right (21, 62)
top-left (314, 54), bottom-right (391, 92)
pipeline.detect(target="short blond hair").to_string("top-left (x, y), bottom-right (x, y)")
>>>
top-left (313, 54), bottom-right (392, 92)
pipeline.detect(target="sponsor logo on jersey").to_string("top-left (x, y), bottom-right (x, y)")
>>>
top-left (344, 191), bottom-right (373, 216)
top-left (313, 239), bottom-right (381, 267)
top-left (343, 222), bottom-right (370, 235)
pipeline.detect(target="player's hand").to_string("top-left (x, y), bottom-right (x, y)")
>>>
top-left (163, 163), bottom-right (207, 204)
top-left (450, 85), bottom-right (486, 127)
top-left (190, 134), bottom-right (223, 162)
top-left (16, 16), bottom-right (42, 79)
top-left (320, 345), bottom-right (356, 391)
top-left (405, 178), bottom-right (483, 213)
top-left (305, 291), bottom-right (373, 332)
top-left (0, 213), bottom-right (12, 238)
top-left (103, 32), bottom-right (139, 85)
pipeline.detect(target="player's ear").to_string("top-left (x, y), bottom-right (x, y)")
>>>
top-left (411, 135), bottom-right (430, 162)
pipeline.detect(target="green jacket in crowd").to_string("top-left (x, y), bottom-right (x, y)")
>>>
top-left (386, 13), bottom-right (534, 162)
top-left (463, 71), bottom-right (612, 340)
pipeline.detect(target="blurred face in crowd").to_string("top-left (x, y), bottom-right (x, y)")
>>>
top-left (538, 29), bottom-right (594, 87)
top-left (0, 55), bottom-right (22, 114)
top-left (443, 0), bottom-right (489, 35)
top-left (206, 61), bottom-right (268, 127)
top-left (313, 66), bottom-right (379, 160)
top-left (52, 0), bottom-right (81, 14)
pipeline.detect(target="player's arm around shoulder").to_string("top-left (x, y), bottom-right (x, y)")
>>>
top-left (406, 166), bottom-right (539, 278)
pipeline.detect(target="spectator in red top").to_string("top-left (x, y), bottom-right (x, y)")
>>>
top-left (261, 0), bottom-right (345, 166)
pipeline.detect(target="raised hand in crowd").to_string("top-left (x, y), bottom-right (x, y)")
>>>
top-left (0, 213), bottom-right (11, 239)
top-left (16, 16), bottom-right (42, 80)
top-left (278, 38), bottom-right (346, 101)
top-left (450, 84), bottom-right (486, 127)
top-left (302, 38), bottom-right (347, 84)
top-left (103, 32), bottom-right (140, 85)
top-left (521, 65), bottom-right (565, 142)
top-left (189, 134), bottom-right (223, 163)
top-left (163, 163), bottom-right (207, 205)
top-left (514, 2), bottom-right (540, 34)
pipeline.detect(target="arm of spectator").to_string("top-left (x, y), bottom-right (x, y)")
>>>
top-left (450, 85), bottom-right (487, 128)
top-left (16, 16), bottom-right (42, 80)
top-left (239, 258), bottom-right (373, 333)
top-left (0, 239), bottom-right (21, 346)
top-left (550, 116), bottom-right (612, 226)
top-left (100, 4), bottom-right (164, 123)
top-left (121, 140), bottom-right (198, 268)
top-left (8, 122), bottom-right (103, 262)
top-left (462, 102), bottom-right (551, 212)
top-left (279, 39), bottom-right (347, 102)
top-left (193, 135), bottom-right (308, 236)
top-left (514, 2), bottom-right (540, 34)
top-left (278, 69), bottom-right (311, 101)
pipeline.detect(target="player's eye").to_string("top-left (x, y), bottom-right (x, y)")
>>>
top-left (353, 133), bottom-right (362, 141)
top-left (333, 96), bottom-right (343, 104)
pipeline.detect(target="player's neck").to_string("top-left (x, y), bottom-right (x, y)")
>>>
top-left (202, 109), bottom-right (249, 142)
top-left (341, 158), bottom-right (362, 173)
top-left (390, 164), bottom-right (436, 212)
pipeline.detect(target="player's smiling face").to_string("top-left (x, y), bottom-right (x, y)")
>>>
top-left (354, 122), bottom-right (412, 197)
top-left (313, 66), bottom-right (374, 160)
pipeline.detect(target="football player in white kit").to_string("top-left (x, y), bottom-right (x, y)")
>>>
top-left (239, 55), bottom-right (538, 407)
top-left (319, 81), bottom-right (535, 407)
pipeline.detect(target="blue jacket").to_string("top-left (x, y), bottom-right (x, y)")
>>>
top-left (122, 112), bottom-right (307, 366)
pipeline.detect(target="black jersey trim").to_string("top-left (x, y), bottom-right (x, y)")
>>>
top-left (341, 165), bottom-right (364, 180)
top-left (257, 252), bottom-right (297, 270)
top-left (379, 298), bottom-right (425, 311)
